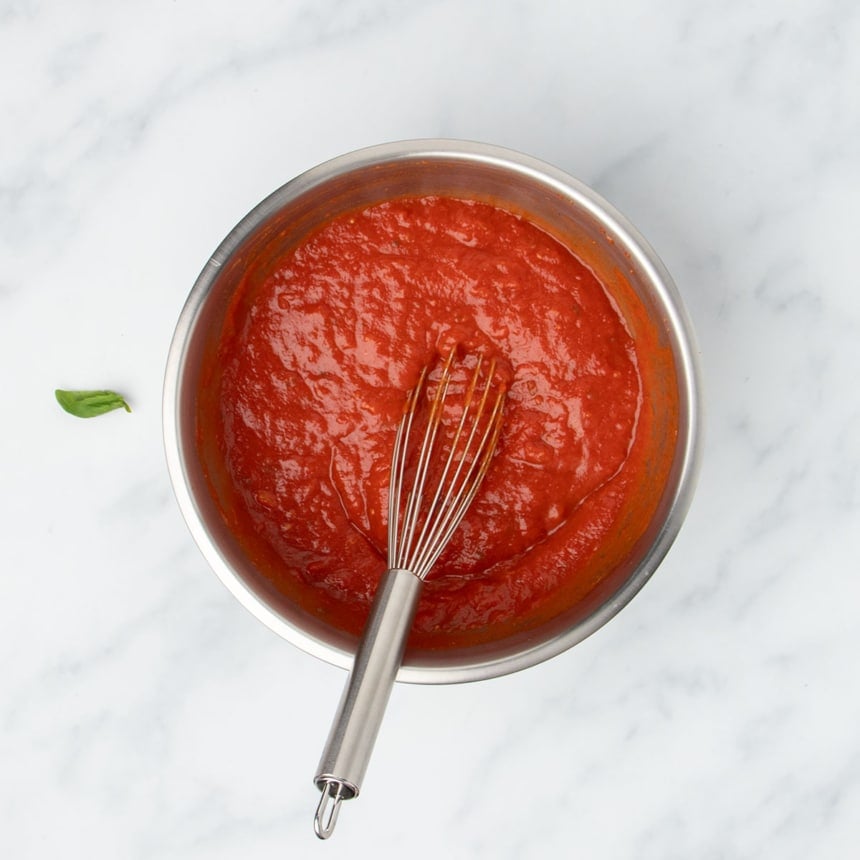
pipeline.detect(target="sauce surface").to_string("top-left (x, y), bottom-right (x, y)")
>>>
top-left (199, 196), bottom-right (655, 647)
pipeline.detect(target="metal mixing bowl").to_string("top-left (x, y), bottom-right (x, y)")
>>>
top-left (163, 139), bottom-right (701, 684)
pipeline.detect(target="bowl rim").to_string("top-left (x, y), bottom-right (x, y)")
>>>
top-left (163, 138), bottom-right (702, 685)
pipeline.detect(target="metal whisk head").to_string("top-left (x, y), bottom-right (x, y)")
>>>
top-left (387, 350), bottom-right (507, 579)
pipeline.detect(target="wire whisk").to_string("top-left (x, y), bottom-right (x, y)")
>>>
top-left (313, 350), bottom-right (507, 838)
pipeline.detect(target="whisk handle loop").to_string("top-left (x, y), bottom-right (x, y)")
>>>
top-left (314, 567), bottom-right (422, 838)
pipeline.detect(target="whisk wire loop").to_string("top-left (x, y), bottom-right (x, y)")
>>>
top-left (386, 364), bottom-right (426, 565)
top-left (394, 352), bottom-right (455, 572)
top-left (389, 352), bottom-right (506, 580)
top-left (413, 381), bottom-right (505, 578)
top-left (408, 356), bottom-right (501, 578)
top-left (407, 354), bottom-right (485, 571)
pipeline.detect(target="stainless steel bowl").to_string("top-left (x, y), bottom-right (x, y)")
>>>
top-left (163, 139), bottom-right (701, 684)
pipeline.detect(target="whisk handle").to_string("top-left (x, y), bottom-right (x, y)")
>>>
top-left (313, 567), bottom-right (422, 838)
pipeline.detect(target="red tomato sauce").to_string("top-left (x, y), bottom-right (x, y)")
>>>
top-left (197, 196), bottom-right (672, 649)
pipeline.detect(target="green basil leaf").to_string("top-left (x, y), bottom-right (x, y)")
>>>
top-left (55, 389), bottom-right (132, 418)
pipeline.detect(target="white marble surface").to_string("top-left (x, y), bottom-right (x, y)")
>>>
top-left (2, 1), bottom-right (859, 857)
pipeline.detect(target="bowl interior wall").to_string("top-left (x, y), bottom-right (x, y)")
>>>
top-left (172, 151), bottom-right (693, 679)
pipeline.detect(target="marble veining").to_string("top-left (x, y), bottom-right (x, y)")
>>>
top-left (1, 1), bottom-right (858, 857)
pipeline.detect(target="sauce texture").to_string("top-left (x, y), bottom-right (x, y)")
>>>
top-left (198, 196), bottom-right (663, 648)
